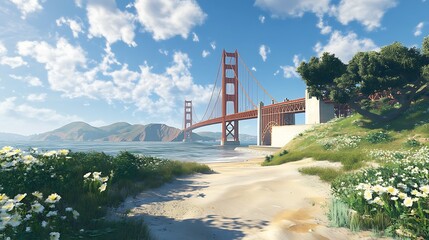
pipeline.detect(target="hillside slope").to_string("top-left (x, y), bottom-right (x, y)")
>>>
top-left (264, 99), bottom-right (429, 170)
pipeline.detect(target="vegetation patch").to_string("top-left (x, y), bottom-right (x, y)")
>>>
top-left (299, 167), bottom-right (344, 183)
top-left (0, 147), bottom-right (211, 239)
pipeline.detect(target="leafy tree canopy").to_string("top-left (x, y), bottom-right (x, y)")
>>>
top-left (297, 37), bottom-right (429, 122)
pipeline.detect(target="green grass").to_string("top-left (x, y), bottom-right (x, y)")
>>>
top-left (299, 167), bottom-right (344, 183)
top-left (263, 99), bottom-right (429, 182)
top-left (0, 149), bottom-right (211, 239)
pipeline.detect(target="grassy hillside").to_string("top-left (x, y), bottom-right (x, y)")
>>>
top-left (263, 99), bottom-right (429, 238)
top-left (263, 99), bottom-right (429, 176)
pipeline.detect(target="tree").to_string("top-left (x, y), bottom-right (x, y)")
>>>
top-left (297, 38), bottom-right (429, 122)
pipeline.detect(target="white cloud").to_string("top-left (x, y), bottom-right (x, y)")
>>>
top-left (259, 15), bottom-right (265, 23)
top-left (56, 17), bottom-right (84, 38)
top-left (135, 0), bottom-right (206, 41)
top-left (280, 55), bottom-right (303, 78)
top-left (334, 0), bottom-right (398, 31)
top-left (87, 0), bottom-right (136, 46)
top-left (314, 31), bottom-right (378, 63)
top-left (9, 74), bottom-right (43, 87)
top-left (414, 22), bottom-right (425, 36)
top-left (0, 97), bottom-right (81, 134)
top-left (254, 0), bottom-right (330, 18)
top-left (317, 16), bottom-right (332, 35)
top-left (75, 0), bottom-right (83, 8)
top-left (210, 41), bottom-right (216, 50)
top-left (192, 32), bottom-right (199, 42)
top-left (27, 93), bottom-right (47, 102)
top-left (259, 44), bottom-right (270, 62)
top-left (251, 67), bottom-right (257, 71)
top-left (0, 56), bottom-right (27, 68)
top-left (202, 50), bottom-right (210, 58)
top-left (0, 42), bottom-right (7, 56)
top-left (8, 0), bottom-right (43, 19)
top-left (159, 49), bottom-right (169, 56)
top-left (17, 38), bottom-right (213, 116)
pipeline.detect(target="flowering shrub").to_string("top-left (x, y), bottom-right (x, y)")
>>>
top-left (0, 145), bottom-right (210, 239)
top-left (0, 191), bottom-right (78, 239)
top-left (369, 146), bottom-right (429, 164)
top-left (317, 135), bottom-right (361, 151)
top-left (332, 147), bottom-right (429, 238)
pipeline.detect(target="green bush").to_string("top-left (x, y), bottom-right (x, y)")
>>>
top-left (0, 146), bottom-right (210, 239)
top-left (365, 131), bottom-right (392, 143)
top-left (404, 138), bottom-right (421, 148)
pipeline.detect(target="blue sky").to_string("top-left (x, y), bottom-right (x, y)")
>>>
top-left (0, 0), bottom-right (428, 136)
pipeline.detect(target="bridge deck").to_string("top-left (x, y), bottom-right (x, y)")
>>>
top-left (186, 98), bottom-right (305, 131)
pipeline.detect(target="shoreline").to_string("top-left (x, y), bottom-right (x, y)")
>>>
top-left (111, 158), bottom-right (385, 239)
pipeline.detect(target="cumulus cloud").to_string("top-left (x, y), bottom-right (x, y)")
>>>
top-left (254, 0), bottom-right (330, 18)
top-left (334, 0), bottom-right (398, 31)
top-left (280, 55), bottom-right (304, 78)
top-left (135, 0), bottom-right (206, 41)
top-left (27, 93), bottom-right (47, 102)
top-left (0, 56), bottom-right (27, 68)
top-left (56, 17), bottom-right (84, 38)
top-left (17, 38), bottom-right (213, 115)
top-left (314, 31), bottom-right (378, 63)
top-left (202, 50), bottom-right (210, 58)
top-left (192, 32), bottom-right (199, 42)
top-left (10, 74), bottom-right (43, 87)
top-left (210, 41), bottom-right (216, 50)
top-left (317, 16), bottom-right (332, 35)
top-left (8, 0), bottom-right (43, 19)
top-left (87, 0), bottom-right (136, 46)
top-left (259, 15), bottom-right (265, 23)
top-left (251, 67), bottom-right (257, 71)
top-left (259, 44), bottom-right (270, 62)
top-left (0, 42), bottom-right (6, 56)
top-left (414, 22), bottom-right (425, 36)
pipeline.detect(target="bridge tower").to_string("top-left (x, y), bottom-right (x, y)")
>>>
top-left (221, 50), bottom-right (240, 146)
top-left (183, 100), bottom-right (193, 142)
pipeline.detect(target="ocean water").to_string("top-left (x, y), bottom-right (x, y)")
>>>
top-left (0, 141), bottom-right (262, 163)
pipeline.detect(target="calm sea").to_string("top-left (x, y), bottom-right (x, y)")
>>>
top-left (0, 141), bottom-right (262, 163)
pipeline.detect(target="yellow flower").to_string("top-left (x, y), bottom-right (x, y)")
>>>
top-left (32, 191), bottom-right (43, 199)
top-left (1, 146), bottom-right (13, 152)
top-left (364, 190), bottom-right (372, 201)
top-left (398, 192), bottom-right (407, 199)
top-left (0, 193), bottom-right (9, 203)
top-left (31, 202), bottom-right (45, 213)
top-left (99, 183), bottom-right (107, 192)
top-left (403, 197), bottom-right (413, 207)
top-left (83, 172), bottom-right (91, 178)
top-left (419, 185), bottom-right (429, 194)
top-left (58, 149), bottom-right (69, 155)
top-left (2, 200), bottom-right (15, 212)
top-left (386, 186), bottom-right (398, 195)
top-left (45, 193), bottom-right (61, 204)
top-left (14, 193), bottom-right (27, 202)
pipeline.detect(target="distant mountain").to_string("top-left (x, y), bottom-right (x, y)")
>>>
top-left (0, 132), bottom-right (29, 141)
top-left (31, 122), bottom-right (214, 142)
top-left (196, 132), bottom-right (257, 142)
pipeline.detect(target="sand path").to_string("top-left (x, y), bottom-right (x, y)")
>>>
top-left (111, 158), bottom-right (385, 240)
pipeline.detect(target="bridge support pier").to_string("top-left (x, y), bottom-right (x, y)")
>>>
top-left (257, 102), bottom-right (263, 146)
top-left (221, 50), bottom-right (240, 146)
top-left (183, 100), bottom-right (193, 142)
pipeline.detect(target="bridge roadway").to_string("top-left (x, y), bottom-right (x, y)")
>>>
top-left (186, 98), bottom-right (306, 131)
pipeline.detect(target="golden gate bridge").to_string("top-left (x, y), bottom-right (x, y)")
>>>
top-left (183, 50), bottom-right (338, 146)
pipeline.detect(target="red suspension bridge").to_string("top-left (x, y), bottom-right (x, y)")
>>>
top-left (183, 50), bottom-right (335, 146)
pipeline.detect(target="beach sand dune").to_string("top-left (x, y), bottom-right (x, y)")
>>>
top-left (112, 158), bottom-right (387, 240)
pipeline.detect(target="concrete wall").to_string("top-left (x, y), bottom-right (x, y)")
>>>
top-left (271, 124), bottom-right (315, 148)
top-left (305, 89), bottom-right (335, 124)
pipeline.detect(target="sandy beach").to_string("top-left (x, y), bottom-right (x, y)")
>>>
top-left (111, 158), bottom-right (385, 240)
